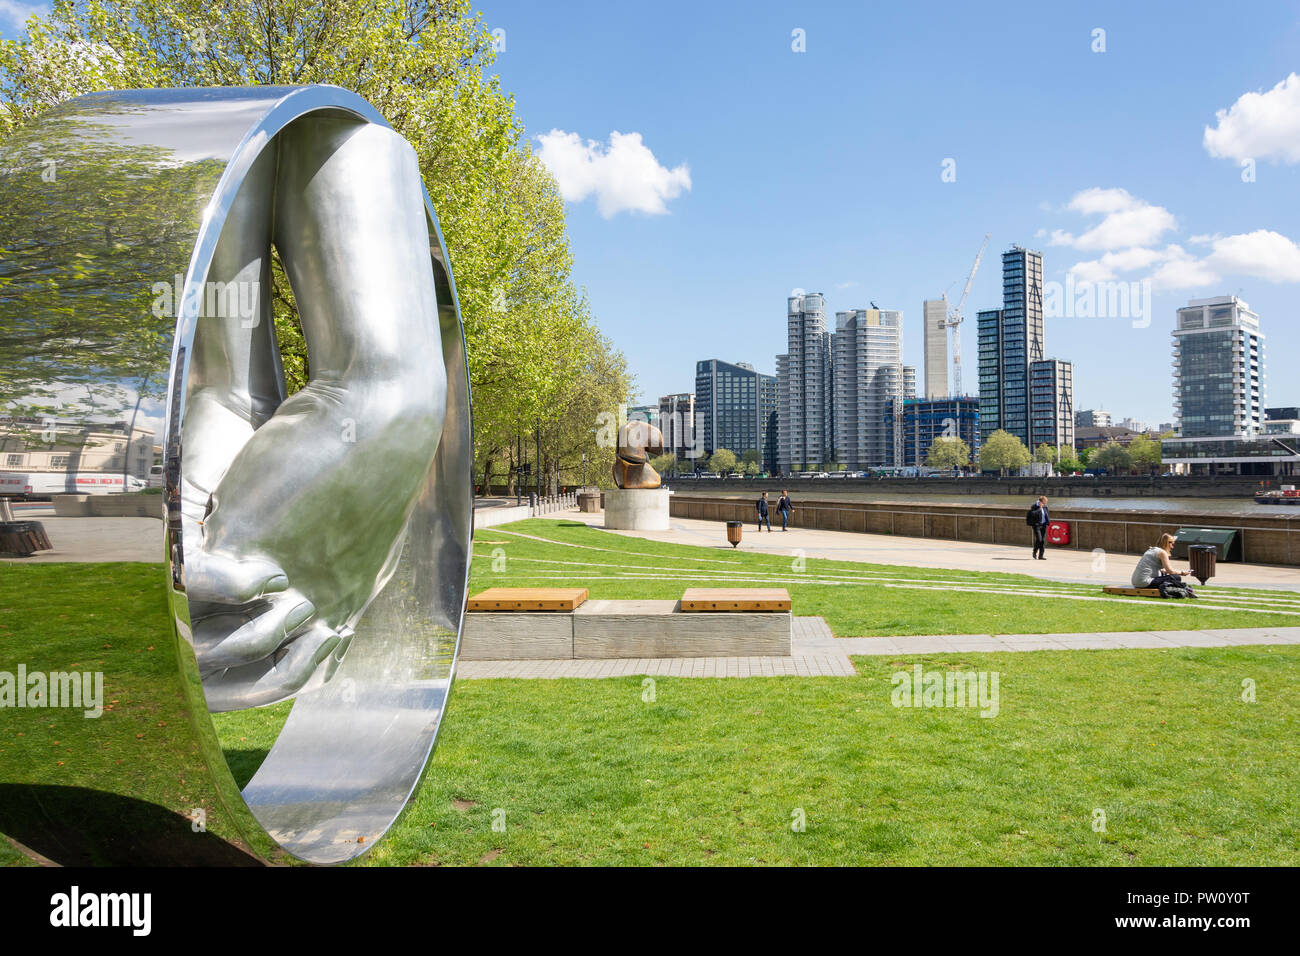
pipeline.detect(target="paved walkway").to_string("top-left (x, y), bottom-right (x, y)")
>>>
top-left (455, 617), bottom-right (1300, 680)
top-left (556, 508), bottom-right (1300, 591)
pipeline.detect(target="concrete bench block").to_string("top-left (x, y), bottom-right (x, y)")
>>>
top-left (460, 612), bottom-right (574, 660)
top-left (572, 599), bottom-right (791, 658)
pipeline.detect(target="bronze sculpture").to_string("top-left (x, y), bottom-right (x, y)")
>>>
top-left (613, 420), bottom-right (666, 489)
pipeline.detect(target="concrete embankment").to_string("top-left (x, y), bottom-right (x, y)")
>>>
top-left (667, 493), bottom-right (1300, 567)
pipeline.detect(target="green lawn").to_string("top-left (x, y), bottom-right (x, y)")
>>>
top-left (469, 519), bottom-right (1300, 636)
top-left (5, 526), bottom-right (1299, 866)
top-left (213, 644), bottom-right (1300, 865)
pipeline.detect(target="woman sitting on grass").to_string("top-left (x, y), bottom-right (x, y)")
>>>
top-left (1131, 533), bottom-right (1192, 590)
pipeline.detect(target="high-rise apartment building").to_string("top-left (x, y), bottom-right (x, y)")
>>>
top-left (776, 293), bottom-right (833, 471)
top-left (977, 247), bottom-right (1063, 453)
top-left (976, 308), bottom-right (1003, 439)
top-left (657, 392), bottom-right (698, 461)
top-left (1162, 296), bottom-right (1295, 475)
top-left (922, 298), bottom-right (948, 399)
top-left (883, 396), bottom-right (980, 468)
top-left (1171, 296), bottom-right (1264, 437)
top-left (1029, 358), bottom-right (1075, 450)
top-left (694, 359), bottom-right (775, 462)
top-left (831, 308), bottom-right (908, 470)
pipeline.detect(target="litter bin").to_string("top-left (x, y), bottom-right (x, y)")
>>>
top-left (1173, 527), bottom-right (1241, 562)
top-left (1047, 520), bottom-right (1070, 546)
top-left (1188, 544), bottom-right (1217, 585)
top-left (726, 521), bottom-right (743, 549)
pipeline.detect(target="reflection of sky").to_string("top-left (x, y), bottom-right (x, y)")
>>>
top-left (10, 381), bottom-right (166, 441)
top-left (70, 90), bottom-right (290, 162)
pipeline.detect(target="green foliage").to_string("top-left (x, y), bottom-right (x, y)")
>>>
top-left (927, 436), bottom-right (970, 469)
top-left (708, 448), bottom-right (737, 475)
top-left (978, 429), bottom-right (1031, 475)
top-left (0, 0), bottom-right (632, 488)
top-left (1093, 440), bottom-right (1133, 474)
top-left (1128, 434), bottom-right (1162, 473)
top-left (648, 452), bottom-right (675, 476)
top-left (740, 448), bottom-right (760, 466)
top-left (1034, 443), bottom-right (1057, 464)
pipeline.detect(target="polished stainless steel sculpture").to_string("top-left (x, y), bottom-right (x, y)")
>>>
top-left (0, 86), bottom-right (472, 864)
top-left (613, 420), bottom-right (665, 489)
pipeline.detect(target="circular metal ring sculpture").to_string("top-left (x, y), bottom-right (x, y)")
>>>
top-left (0, 87), bottom-right (472, 864)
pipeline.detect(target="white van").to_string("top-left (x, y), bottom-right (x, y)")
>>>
top-left (0, 472), bottom-right (145, 498)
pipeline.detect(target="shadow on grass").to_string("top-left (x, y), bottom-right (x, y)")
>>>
top-left (223, 748), bottom-right (271, 791)
top-left (0, 784), bottom-right (263, 866)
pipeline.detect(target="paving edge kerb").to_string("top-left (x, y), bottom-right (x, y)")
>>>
top-left (454, 618), bottom-right (1300, 679)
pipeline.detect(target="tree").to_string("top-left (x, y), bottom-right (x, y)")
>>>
top-left (1128, 435), bottom-right (1162, 474)
top-left (1, 0), bottom-right (632, 495)
top-left (927, 436), bottom-right (970, 469)
top-left (978, 429), bottom-right (1031, 476)
top-left (649, 453), bottom-right (676, 477)
top-left (1092, 440), bottom-right (1132, 474)
top-left (740, 448), bottom-right (761, 468)
top-left (1078, 447), bottom-right (1094, 466)
top-left (1057, 447), bottom-right (1082, 473)
top-left (709, 448), bottom-right (736, 474)
top-left (1034, 443), bottom-right (1059, 464)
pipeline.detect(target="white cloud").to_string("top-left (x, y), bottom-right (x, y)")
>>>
top-left (1203, 73), bottom-right (1300, 163)
top-left (536, 129), bottom-right (691, 218)
top-left (1050, 188), bottom-right (1176, 251)
top-left (1149, 245), bottom-right (1219, 292)
top-left (0, 0), bottom-right (48, 31)
top-left (1068, 246), bottom-right (1167, 282)
top-left (1206, 230), bottom-right (1300, 283)
top-left (835, 280), bottom-right (858, 290)
top-left (1046, 186), bottom-right (1300, 293)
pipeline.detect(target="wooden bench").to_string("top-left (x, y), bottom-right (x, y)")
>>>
top-left (679, 587), bottom-right (791, 612)
top-left (467, 587), bottom-right (588, 612)
top-left (1102, 586), bottom-right (1162, 597)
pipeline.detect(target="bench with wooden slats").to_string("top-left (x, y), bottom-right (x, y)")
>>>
top-left (1102, 586), bottom-right (1162, 597)
top-left (679, 587), bottom-right (791, 612)
top-left (468, 587), bottom-right (589, 612)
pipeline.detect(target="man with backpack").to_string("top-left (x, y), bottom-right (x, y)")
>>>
top-left (776, 490), bottom-right (793, 531)
top-left (756, 491), bottom-right (772, 532)
top-left (1026, 495), bottom-right (1049, 560)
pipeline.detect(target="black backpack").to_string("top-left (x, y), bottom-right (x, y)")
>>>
top-left (1025, 504), bottom-right (1040, 526)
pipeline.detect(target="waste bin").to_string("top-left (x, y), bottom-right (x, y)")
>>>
top-left (1188, 544), bottom-right (1217, 585)
top-left (1173, 527), bottom-right (1241, 562)
top-left (1047, 520), bottom-right (1070, 546)
top-left (726, 521), bottom-right (743, 549)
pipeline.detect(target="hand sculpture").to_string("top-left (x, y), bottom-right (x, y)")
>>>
top-left (612, 420), bottom-right (665, 489)
top-left (181, 117), bottom-right (447, 711)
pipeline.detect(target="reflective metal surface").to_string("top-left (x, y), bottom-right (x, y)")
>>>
top-left (0, 86), bottom-right (472, 864)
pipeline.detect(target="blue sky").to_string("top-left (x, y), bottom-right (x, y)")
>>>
top-left (5, 0), bottom-right (1298, 428)
top-left (473, 0), bottom-right (1300, 427)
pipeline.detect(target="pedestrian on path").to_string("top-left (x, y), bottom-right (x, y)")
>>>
top-left (756, 491), bottom-right (772, 531)
top-left (1028, 495), bottom-right (1050, 560)
top-left (777, 490), bottom-right (793, 531)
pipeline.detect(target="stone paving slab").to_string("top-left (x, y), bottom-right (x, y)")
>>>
top-left (453, 617), bottom-right (1300, 679)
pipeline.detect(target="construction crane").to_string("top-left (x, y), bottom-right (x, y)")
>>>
top-left (941, 233), bottom-right (990, 397)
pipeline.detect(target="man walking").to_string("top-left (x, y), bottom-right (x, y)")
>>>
top-left (1029, 494), bottom-right (1050, 560)
top-left (777, 490), bottom-right (792, 531)
top-left (756, 491), bottom-right (772, 532)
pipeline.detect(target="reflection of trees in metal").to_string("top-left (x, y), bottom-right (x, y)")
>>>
top-left (0, 103), bottom-right (223, 422)
top-left (0, 87), bottom-right (473, 865)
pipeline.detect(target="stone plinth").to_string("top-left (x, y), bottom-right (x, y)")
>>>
top-left (603, 487), bottom-right (670, 531)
